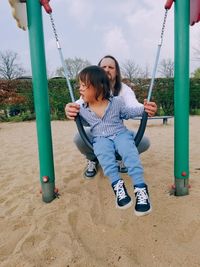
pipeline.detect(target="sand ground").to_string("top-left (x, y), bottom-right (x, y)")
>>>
top-left (1, 116), bottom-right (200, 267)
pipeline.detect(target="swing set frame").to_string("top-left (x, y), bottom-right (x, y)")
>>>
top-left (9, 0), bottom-right (192, 202)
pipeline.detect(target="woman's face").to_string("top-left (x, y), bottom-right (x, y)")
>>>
top-left (99, 57), bottom-right (117, 84)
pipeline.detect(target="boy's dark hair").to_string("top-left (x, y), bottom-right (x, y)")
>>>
top-left (98, 55), bottom-right (122, 96)
top-left (78, 65), bottom-right (111, 100)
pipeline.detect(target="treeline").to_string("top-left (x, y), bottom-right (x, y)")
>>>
top-left (0, 78), bottom-right (200, 122)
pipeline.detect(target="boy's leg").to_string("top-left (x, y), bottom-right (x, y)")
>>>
top-left (93, 137), bottom-right (119, 183)
top-left (116, 132), bottom-right (150, 173)
top-left (93, 137), bottom-right (132, 209)
top-left (115, 131), bottom-right (145, 185)
top-left (115, 131), bottom-right (151, 216)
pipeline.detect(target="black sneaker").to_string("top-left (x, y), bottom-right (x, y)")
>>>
top-left (117, 160), bottom-right (128, 173)
top-left (134, 184), bottom-right (152, 216)
top-left (112, 179), bottom-right (133, 209)
top-left (84, 160), bottom-right (98, 179)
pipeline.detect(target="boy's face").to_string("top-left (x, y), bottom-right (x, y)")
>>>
top-left (79, 80), bottom-right (96, 103)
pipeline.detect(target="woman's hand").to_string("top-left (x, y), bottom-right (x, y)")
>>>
top-left (143, 99), bottom-right (157, 117)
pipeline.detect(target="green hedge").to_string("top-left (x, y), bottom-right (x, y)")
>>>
top-left (1, 78), bottom-right (200, 121)
top-left (133, 78), bottom-right (200, 116)
top-left (48, 78), bottom-right (79, 120)
top-left (0, 78), bottom-right (80, 121)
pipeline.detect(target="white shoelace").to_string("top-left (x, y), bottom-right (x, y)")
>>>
top-left (134, 187), bottom-right (148, 205)
top-left (87, 161), bottom-right (96, 172)
top-left (113, 180), bottom-right (126, 200)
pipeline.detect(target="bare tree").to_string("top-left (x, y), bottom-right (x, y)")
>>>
top-left (158, 58), bottom-right (174, 78)
top-left (121, 59), bottom-right (143, 80)
top-left (56, 57), bottom-right (91, 79)
top-left (121, 59), bottom-right (144, 81)
top-left (140, 64), bottom-right (150, 79)
top-left (0, 50), bottom-right (25, 80)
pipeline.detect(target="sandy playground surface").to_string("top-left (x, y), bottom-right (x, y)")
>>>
top-left (1, 116), bottom-right (200, 267)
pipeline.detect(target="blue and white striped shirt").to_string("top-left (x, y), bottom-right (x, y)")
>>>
top-left (79, 96), bottom-right (144, 139)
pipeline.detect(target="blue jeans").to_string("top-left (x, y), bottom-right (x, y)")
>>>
top-left (93, 130), bottom-right (145, 186)
top-left (74, 127), bottom-right (150, 161)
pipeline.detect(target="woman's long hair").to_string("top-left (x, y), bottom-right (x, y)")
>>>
top-left (98, 55), bottom-right (122, 96)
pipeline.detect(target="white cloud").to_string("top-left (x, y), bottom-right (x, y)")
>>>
top-left (105, 0), bottom-right (151, 17)
top-left (103, 27), bottom-right (130, 60)
top-left (1, 0), bottom-right (200, 75)
top-left (65, 0), bottom-right (94, 27)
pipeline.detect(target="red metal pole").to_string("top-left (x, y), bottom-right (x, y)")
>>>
top-left (165, 0), bottom-right (174, 10)
top-left (40, 0), bottom-right (52, 14)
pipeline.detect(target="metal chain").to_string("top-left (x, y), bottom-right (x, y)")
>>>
top-left (49, 12), bottom-right (75, 102)
top-left (160, 9), bottom-right (168, 45)
top-left (147, 9), bottom-right (169, 101)
top-left (49, 13), bottom-right (59, 43)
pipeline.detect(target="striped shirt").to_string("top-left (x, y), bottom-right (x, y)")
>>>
top-left (79, 96), bottom-right (144, 140)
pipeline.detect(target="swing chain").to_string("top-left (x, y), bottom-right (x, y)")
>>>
top-left (49, 12), bottom-right (75, 102)
top-left (49, 13), bottom-right (59, 44)
top-left (147, 8), bottom-right (169, 102)
top-left (160, 9), bottom-right (168, 45)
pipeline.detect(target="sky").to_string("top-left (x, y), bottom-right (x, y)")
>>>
top-left (1, 0), bottom-right (200, 77)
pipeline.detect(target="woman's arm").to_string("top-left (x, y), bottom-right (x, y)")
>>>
top-left (119, 83), bottom-right (143, 108)
top-left (120, 83), bottom-right (157, 116)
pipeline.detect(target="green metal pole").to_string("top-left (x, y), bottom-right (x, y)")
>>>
top-left (174, 0), bottom-right (190, 196)
top-left (26, 0), bottom-right (56, 202)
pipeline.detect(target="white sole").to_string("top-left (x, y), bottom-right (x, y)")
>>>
top-left (116, 200), bottom-right (133, 209)
top-left (134, 206), bottom-right (152, 217)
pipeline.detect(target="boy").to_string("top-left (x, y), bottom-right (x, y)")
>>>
top-left (72, 65), bottom-right (152, 216)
